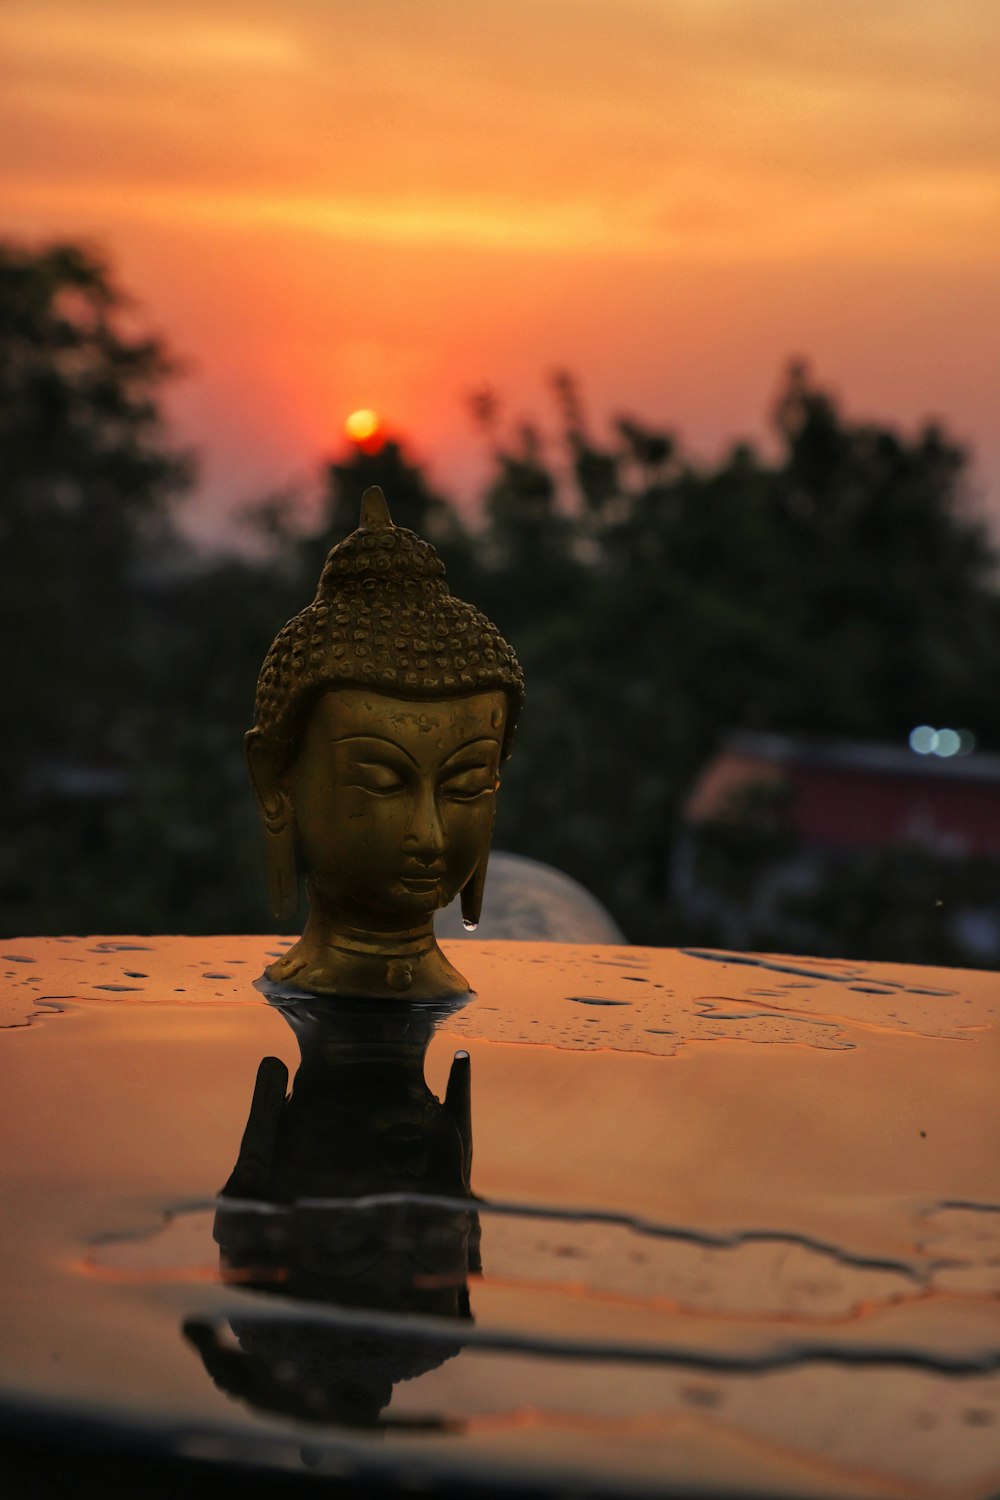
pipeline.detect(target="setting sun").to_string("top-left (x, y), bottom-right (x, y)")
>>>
top-left (344, 408), bottom-right (381, 444)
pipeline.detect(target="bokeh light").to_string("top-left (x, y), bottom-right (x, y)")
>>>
top-left (909, 725), bottom-right (937, 755)
top-left (908, 725), bottom-right (977, 758)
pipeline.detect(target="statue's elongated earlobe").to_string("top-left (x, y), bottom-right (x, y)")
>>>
top-left (460, 803), bottom-right (495, 930)
top-left (246, 729), bottom-right (300, 922)
top-left (265, 822), bottom-right (299, 922)
top-left (460, 855), bottom-right (489, 930)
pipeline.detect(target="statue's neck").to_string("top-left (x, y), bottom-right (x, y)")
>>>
top-left (303, 891), bottom-right (436, 957)
top-left (264, 886), bottom-right (470, 1002)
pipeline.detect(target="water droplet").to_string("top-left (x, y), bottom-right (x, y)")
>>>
top-left (568, 996), bottom-right (631, 1007)
top-left (462, 918), bottom-right (478, 931)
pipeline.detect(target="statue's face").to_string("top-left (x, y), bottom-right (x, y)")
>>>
top-left (287, 688), bottom-right (506, 926)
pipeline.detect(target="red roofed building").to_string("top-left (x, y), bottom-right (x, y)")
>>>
top-left (685, 732), bottom-right (1000, 860)
top-left (673, 732), bottom-right (1000, 963)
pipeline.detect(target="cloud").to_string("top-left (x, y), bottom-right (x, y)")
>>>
top-left (4, 0), bottom-right (997, 208)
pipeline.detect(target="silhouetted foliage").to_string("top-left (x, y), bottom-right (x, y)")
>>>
top-left (474, 362), bottom-right (1000, 949)
top-left (3, 241), bottom-right (999, 964)
top-left (0, 243), bottom-right (191, 777)
top-left (0, 243), bottom-right (293, 932)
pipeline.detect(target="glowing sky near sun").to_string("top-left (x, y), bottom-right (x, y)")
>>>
top-left (2, 0), bottom-right (998, 545)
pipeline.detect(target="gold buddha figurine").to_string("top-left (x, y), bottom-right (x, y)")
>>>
top-left (246, 485), bottom-right (524, 1000)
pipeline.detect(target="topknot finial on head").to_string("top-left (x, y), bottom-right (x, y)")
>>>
top-left (359, 485), bottom-right (393, 529)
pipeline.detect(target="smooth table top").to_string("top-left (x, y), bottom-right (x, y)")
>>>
top-left (1, 936), bottom-right (998, 1498)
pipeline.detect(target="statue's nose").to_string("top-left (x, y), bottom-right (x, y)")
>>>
top-left (404, 838), bottom-right (447, 868)
top-left (403, 789), bottom-right (448, 863)
top-left (413, 847), bottom-right (443, 868)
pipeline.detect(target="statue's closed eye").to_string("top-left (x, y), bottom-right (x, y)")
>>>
top-left (440, 767), bottom-right (497, 801)
top-left (350, 762), bottom-right (407, 795)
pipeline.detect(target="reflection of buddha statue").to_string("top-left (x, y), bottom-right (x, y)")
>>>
top-left (185, 999), bottom-right (479, 1430)
top-left (246, 486), bottom-right (524, 1000)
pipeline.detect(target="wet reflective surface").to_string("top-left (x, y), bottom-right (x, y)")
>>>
top-left (1, 937), bottom-right (998, 1497)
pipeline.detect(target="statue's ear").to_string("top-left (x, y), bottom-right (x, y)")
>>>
top-left (245, 729), bottom-right (299, 922)
top-left (459, 803), bottom-right (495, 931)
top-left (460, 857), bottom-right (488, 931)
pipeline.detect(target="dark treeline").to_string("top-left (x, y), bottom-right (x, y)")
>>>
top-left (4, 241), bottom-right (999, 962)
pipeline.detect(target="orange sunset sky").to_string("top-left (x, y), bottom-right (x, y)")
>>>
top-left (3, 0), bottom-right (998, 547)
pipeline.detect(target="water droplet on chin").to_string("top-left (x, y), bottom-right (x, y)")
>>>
top-left (462, 918), bottom-right (478, 932)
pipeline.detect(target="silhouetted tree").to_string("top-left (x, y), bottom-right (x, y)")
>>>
top-left (477, 362), bottom-right (1000, 944)
top-left (0, 242), bottom-right (192, 782)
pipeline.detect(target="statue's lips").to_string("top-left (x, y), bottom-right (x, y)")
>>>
top-left (396, 872), bottom-right (444, 892)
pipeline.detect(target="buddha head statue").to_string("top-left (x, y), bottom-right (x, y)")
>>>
top-left (246, 486), bottom-right (524, 1000)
